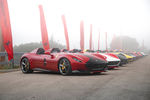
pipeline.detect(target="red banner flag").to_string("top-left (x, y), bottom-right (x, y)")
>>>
top-left (39, 5), bottom-right (50, 50)
top-left (0, 0), bottom-right (13, 61)
top-left (0, 29), bottom-right (5, 62)
top-left (98, 31), bottom-right (100, 50)
top-left (89, 24), bottom-right (92, 50)
top-left (80, 20), bottom-right (84, 50)
top-left (61, 15), bottom-right (70, 50)
top-left (105, 32), bottom-right (108, 51)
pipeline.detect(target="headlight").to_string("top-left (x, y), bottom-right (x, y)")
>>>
top-left (72, 58), bottom-right (82, 62)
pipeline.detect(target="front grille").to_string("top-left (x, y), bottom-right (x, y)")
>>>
top-left (86, 60), bottom-right (107, 71)
top-left (86, 63), bottom-right (107, 71)
top-left (128, 58), bottom-right (133, 62)
top-left (84, 54), bottom-right (107, 71)
top-left (121, 59), bottom-right (128, 64)
top-left (86, 63), bottom-right (107, 68)
top-left (108, 61), bottom-right (120, 65)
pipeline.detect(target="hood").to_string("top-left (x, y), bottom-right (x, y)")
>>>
top-left (121, 53), bottom-right (133, 59)
top-left (84, 52), bottom-right (107, 61)
top-left (117, 54), bottom-right (127, 60)
top-left (99, 53), bottom-right (120, 62)
top-left (106, 53), bottom-right (119, 59)
top-left (67, 53), bottom-right (107, 63)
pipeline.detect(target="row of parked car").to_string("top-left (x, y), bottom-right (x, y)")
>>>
top-left (20, 48), bottom-right (147, 75)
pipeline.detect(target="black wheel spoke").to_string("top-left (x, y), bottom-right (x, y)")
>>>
top-left (21, 58), bottom-right (33, 73)
top-left (59, 58), bottom-right (72, 75)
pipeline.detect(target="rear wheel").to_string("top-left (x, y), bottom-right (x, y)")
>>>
top-left (21, 58), bottom-right (33, 73)
top-left (58, 58), bottom-right (72, 75)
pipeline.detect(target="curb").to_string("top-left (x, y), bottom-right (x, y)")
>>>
top-left (0, 68), bottom-right (20, 73)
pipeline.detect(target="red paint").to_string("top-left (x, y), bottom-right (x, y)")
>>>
top-left (109, 66), bottom-right (118, 69)
top-left (21, 48), bottom-right (107, 72)
top-left (84, 52), bottom-right (107, 61)
top-left (39, 5), bottom-right (50, 50)
top-left (0, 0), bottom-right (14, 61)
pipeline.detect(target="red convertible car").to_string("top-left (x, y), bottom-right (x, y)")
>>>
top-left (20, 48), bottom-right (108, 75)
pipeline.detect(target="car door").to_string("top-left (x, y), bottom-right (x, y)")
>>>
top-left (40, 54), bottom-right (58, 71)
top-left (31, 54), bottom-right (45, 68)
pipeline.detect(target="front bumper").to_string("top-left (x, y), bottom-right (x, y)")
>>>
top-left (107, 61), bottom-right (120, 69)
top-left (127, 58), bottom-right (133, 62)
top-left (85, 61), bottom-right (108, 71)
top-left (120, 59), bottom-right (128, 65)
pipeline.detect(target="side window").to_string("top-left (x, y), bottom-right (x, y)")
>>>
top-left (36, 48), bottom-right (45, 55)
top-left (51, 48), bottom-right (60, 53)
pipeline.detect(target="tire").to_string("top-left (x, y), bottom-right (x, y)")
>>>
top-left (58, 58), bottom-right (72, 75)
top-left (92, 72), bottom-right (101, 75)
top-left (20, 58), bottom-right (33, 73)
top-left (119, 62), bottom-right (122, 66)
top-left (108, 67), bottom-right (114, 70)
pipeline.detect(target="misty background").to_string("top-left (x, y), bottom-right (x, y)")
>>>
top-left (7, 0), bottom-right (150, 50)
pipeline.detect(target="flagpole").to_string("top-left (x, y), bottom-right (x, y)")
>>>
top-left (105, 32), bottom-right (108, 52)
top-left (0, 0), bottom-right (14, 67)
top-left (98, 31), bottom-right (100, 50)
top-left (89, 24), bottom-right (92, 50)
top-left (39, 5), bottom-right (50, 50)
top-left (80, 20), bottom-right (84, 50)
top-left (61, 15), bottom-right (70, 50)
top-left (0, 28), bottom-right (5, 67)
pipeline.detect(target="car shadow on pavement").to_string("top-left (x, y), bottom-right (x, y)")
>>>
top-left (120, 65), bottom-right (127, 67)
top-left (108, 68), bottom-right (121, 71)
top-left (69, 72), bottom-right (109, 76)
top-left (31, 71), bottom-right (109, 76)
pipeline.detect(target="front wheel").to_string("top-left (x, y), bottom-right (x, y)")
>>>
top-left (58, 58), bottom-right (72, 75)
top-left (20, 58), bottom-right (33, 73)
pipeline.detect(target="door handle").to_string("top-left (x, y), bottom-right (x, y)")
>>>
top-left (44, 58), bottom-right (47, 66)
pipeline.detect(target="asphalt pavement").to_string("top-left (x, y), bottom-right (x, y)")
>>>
top-left (0, 56), bottom-right (150, 100)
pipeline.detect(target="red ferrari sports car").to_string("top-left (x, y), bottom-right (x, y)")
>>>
top-left (20, 48), bottom-right (108, 75)
top-left (70, 49), bottom-right (120, 69)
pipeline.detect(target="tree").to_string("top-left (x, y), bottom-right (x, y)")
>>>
top-left (14, 37), bottom-right (66, 52)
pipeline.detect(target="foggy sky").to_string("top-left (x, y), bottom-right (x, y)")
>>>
top-left (6, 0), bottom-right (150, 50)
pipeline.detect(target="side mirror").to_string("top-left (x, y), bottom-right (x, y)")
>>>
top-left (45, 51), bottom-right (54, 58)
top-left (45, 51), bottom-right (51, 55)
top-left (51, 54), bottom-right (54, 58)
top-left (80, 51), bottom-right (84, 53)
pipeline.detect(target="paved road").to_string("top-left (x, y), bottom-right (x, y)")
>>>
top-left (0, 56), bottom-right (150, 100)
